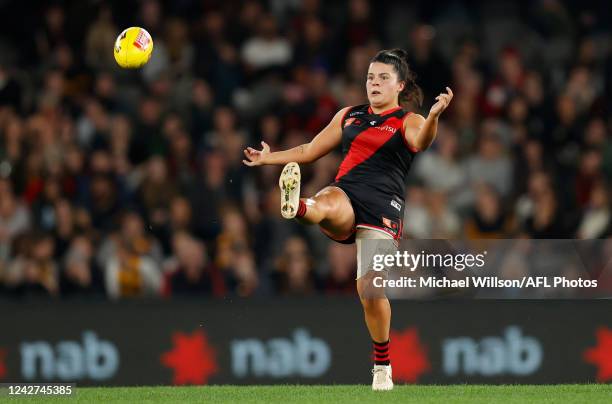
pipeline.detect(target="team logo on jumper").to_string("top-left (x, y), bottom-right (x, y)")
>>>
top-left (379, 125), bottom-right (396, 133)
top-left (344, 118), bottom-right (361, 128)
top-left (370, 120), bottom-right (377, 126)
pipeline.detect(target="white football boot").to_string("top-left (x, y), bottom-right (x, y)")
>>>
top-left (371, 364), bottom-right (393, 391)
top-left (279, 162), bottom-right (301, 219)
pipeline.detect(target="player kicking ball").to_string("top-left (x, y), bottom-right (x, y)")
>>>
top-left (244, 49), bottom-right (452, 390)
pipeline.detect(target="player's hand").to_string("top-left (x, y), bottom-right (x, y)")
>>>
top-left (242, 141), bottom-right (270, 167)
top-left (429, 87), bottom-right (453, 118)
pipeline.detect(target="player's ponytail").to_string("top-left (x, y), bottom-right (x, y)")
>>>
top-left (371, 49), bottom-right (423, 108)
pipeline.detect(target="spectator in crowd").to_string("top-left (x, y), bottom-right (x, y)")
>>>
top-left (0, 65), bottom-right (23, 110)
top-left (576, 180), bottom-right (611, 239)
top-left (3, 232), bottom-right (58, 297)
top-left (414, 124), bottom-right (466, 207)
top-left (104, 238), bottom-right (162, 300)
top-left (100, 209), bottom-right (162, 300)
top-left (428, 192), bottom-right (462, 238)
top-left (60, 235), bottom-right (105, 298)
top-left (215, 205), bottom-right (258, 296)
top-left (403, 183), bottom-right (431, 238)
top-left (483, 48), bottom-right (525, 118)
top-left (164, 231), bottom-right (225, 297)
top-left (406, 24), bottom-right (452, 107)
top-left (574, 149), bottom-right (603, 209)
top-left (85, 6), bottom-right (118, 71)
top-left (32, 176), bottom-right (63, 231)
top-left (272, 236), bottom-right (317, 295)
top-left (189, 79), bottom-right (214, 141)
top-left (241, 13), bottom-right (292, 74)
top-left (521, 186), bottom-right (571, 238)
top-left (51, 199), bottom-right (78, 259)
top-left (463, 128), bottom-right (514, 203)
top-left (99, 210), bottom-right (163, 267)
top-left (515, 171), bottom-right (552, 226)
top-left (464, 184), bottom-right (510, 238)
top-left (293, 16), bottom-right (331, 70)
top-left (0, 179), bottom-right (30, 261)
top-left (340, 0), bottom-right (381, 50)
top-left (188, 150), bottom-right (227, 241)
top-left (137, 155), bottom-right (179, 225)
top-left (323, 243), bottom-right (357, 294)
top-left (152, 196), bottom-right (195, 255)
top-left (87, 173), bottom-right (121, 233)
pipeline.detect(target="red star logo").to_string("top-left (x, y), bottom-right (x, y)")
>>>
top-left (389, 327), bottom-right (430, 383)
top-left (584, 326), bottom-right (612, 382)
top-left (0, 348), bottom-right (6, 379)
top-left (160, 329), bottom-right (218, 385)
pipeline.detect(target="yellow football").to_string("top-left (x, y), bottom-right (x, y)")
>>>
top-left (114, 27), bottom-right (154, 69)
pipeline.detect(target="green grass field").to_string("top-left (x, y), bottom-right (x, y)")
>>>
top-left (6, 385), bottom-right (612, 404)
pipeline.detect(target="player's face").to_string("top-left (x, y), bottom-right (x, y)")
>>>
top-left (366, 62), bottom-right (405, 107)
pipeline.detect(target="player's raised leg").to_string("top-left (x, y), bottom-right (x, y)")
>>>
top-left (279, 162), bottom-right (354, 240)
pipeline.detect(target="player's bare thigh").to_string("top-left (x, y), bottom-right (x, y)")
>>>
top-left (355, 228), bottom-right (396, 296)
top-left (305, 186), bottom-right (355, 240)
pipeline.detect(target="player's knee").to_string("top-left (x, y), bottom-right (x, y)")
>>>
top-left (313, 187), bottom-right (350, 221)
top-left (312, 195), bottom-right (333, 218)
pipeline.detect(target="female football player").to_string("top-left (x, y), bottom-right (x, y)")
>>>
top-left (243, 49), bottom-right (453, 390)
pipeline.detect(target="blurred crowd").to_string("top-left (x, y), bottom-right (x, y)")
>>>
top-left (0, 0), bottom-right (611, 299)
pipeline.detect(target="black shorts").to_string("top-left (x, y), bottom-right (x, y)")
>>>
top-left (324, 181), bottom-right (404, 244)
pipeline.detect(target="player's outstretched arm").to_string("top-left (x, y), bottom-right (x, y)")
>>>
top-left (404, 87), bottom-right (453, 152)
top-left (242, 107), bottom-right (349, 167)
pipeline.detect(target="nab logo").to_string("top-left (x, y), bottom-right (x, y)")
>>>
top-left (0, 347), bottom-right (7, 379)
top-left (231, 328), bottom-right (330, 378)
top-left (161, 329), bottom-right (218, 385)
top-left (583, 326), bottom-right (612, 382)
top-left (20, 331), bottom-right (119, 381)
top-left (389, 327), bottom-right (430, 382)
top-left (442, 326), bottom-right (542, 376)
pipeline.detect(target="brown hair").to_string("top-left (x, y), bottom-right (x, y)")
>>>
top-left (370, 48), bottom-right (423, 107)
